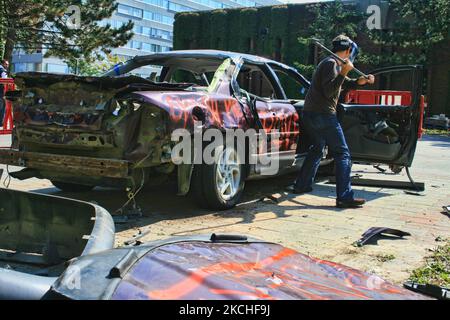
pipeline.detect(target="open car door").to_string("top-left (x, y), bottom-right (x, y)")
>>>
top-left (339, 65), bottom-right (424, 168)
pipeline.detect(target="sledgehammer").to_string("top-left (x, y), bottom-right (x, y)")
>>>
top-left (311, 38), bottom-right (370, 79)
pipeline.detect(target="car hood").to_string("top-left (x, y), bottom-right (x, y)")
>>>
top-left (109, 241), bottom-right (427, 300)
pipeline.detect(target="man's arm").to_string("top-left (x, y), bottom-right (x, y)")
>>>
top-left (344, 74), bottom-right (376, 90)
top-left (343, 77), bottom-right (359, 90)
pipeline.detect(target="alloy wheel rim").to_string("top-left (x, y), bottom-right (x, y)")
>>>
top-left (216, 148), bottom-right (241, 201)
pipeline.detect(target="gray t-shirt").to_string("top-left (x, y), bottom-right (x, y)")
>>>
top-left (304, 56), bottom-right (358, 114)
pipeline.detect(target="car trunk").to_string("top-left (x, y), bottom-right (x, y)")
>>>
top-left (0, 188), bottom-right (115, 299)
top-left (10, 73), bottom-right (188, 160)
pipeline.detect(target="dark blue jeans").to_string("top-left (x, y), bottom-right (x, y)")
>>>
top-left (295, 111), bottom-right (354, 201)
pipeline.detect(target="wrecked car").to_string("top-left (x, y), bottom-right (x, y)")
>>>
top-left (0, 50), bottom-right (424, 209)
top-left (0, 188), bottom-right (429, 300)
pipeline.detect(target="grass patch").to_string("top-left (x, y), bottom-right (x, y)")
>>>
top-left (409, 240), bottom-right (450, 287)
top-left (424, 129), bottom-right (449, 136)
top-left (375, 254), bottom-right (396, 263)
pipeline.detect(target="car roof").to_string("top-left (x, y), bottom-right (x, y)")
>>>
top-left (132, 49), bottom-right (289, 68)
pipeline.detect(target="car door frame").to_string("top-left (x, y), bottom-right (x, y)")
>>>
top-left (339, 65), bottom-right (424, 167)
top-left (230, 59), bottom-right (302, 173)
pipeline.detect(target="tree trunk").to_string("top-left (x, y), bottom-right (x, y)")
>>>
top-left (3, 28), bottom-right (16, 71)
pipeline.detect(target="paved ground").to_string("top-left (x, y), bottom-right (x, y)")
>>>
top-left (0, 134), bottom-right (449, 285)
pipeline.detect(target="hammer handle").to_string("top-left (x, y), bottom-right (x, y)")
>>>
top-left (313, 40), bottom-right (369, 79)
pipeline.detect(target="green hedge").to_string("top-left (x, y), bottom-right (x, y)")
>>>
top-left (174, 4), bottom-right (316, 97)
top-left (174, 4), bottom-right (314, 64)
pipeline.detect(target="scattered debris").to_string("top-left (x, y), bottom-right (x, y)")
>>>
top-left (373, 165), bottom-right (387, 173)
top-left (259, 195), bottom-right (280, 204)
top-left (404, 282), bottom-right (450, 300)
top-left (375, 254), bottom-right (396, 263)
top-left (113, 187), bottom-right (144, 224)
top-left (442, 207), bottom-right (450, 219)
top-left (354, 227), bottom-right (411, 247)
top-left (124, 228), bottom-right (152, 246)
top-left (404, 191), bottom-right (425, 196)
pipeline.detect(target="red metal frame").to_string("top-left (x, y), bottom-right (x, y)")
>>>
top-left (0, 78), bottom-right (15, 135)
top-left (345, 89), bottom-right (426, 139)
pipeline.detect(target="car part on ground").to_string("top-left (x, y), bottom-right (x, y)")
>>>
top-left (46, 235), bottom-right (428, 300)
top-left (373, 165), bottom-right (387, 173)
top-left (404, 191), bottom-right (425, 196)
top-left (0, 188), bottom-right (429, 300)
top-left (442, 206), bottom-right (450, 218)
top-left (0, 188), bottom-right (115, 300)
top-left (404, 281), bottom-right (449, 300)
top-left (327, 176), bottom-right (425, 192)
top-left (354, 227), bottom-right (411, 247)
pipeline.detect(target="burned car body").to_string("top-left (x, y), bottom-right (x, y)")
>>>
top-left (0, 50), bottom-right (424, 209)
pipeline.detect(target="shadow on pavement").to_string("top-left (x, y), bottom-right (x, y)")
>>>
top-left (420, 134), bottom-right (450, 148)
top-left (29, 172), bottom-right (392, 235)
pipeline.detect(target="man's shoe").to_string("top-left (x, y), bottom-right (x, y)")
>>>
top-left (286, 185), bottom-right (313, 195)
top-left (336, 198), bottom-right (366, 208)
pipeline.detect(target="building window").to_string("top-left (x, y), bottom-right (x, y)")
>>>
top-left (143, 10), bottom-right (174, 25)
top-left (168, 2), bottom-right (194, 12)
top-left (13, 63), bottom-right (36, 73)
top-left (117, 4), bottom-right (143, 18)
top-left (46, 63), bottom-right (69, 74)
top-left (150, 28), bottom-right (173, 40)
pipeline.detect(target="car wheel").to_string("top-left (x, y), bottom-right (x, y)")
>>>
top-left (51, 181), bottom-right (95, 192)
top-left (192, 145), bottom-right (245, 210)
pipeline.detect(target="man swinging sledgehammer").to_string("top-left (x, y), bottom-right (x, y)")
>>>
top-left (290, 35), bottom-right (375, 208)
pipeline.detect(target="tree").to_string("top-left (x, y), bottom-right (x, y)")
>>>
top-left (366, 0), bottom-right (450, 65)
top-left (295, 1), bottom-right (366, 78)
top-left (0, 0), bottom-right (133, 66)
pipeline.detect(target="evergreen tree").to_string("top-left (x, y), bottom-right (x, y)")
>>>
top-left (0, 0), bottom-right (133, 68)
